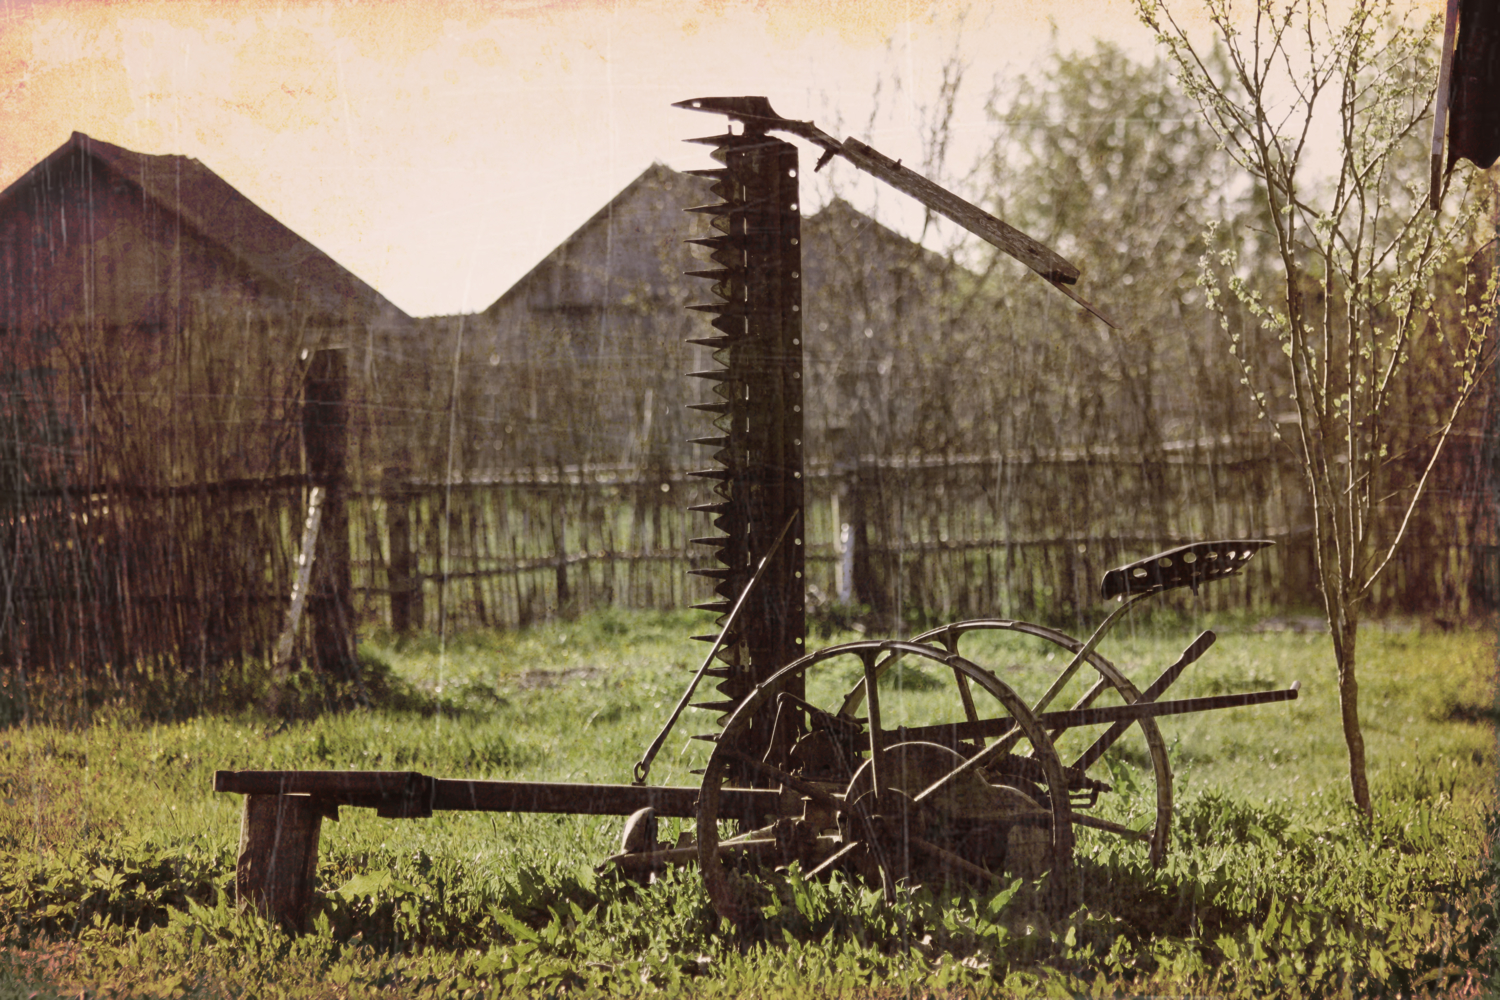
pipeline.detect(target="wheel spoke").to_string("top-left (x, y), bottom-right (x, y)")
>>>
top-left (907, 835), bottom-right (1000, 884)
top-left (859, 648), bottom-right (886, 799)
top-left (805, 839), bottom-right (862, 879)
top-left (1029, 594), bottom-right (1148, 714)
top-left (934, 631), bottom-right (984, 743)
top-left (845, 791), bottom-right (896, 901)
top-left (912, 733), bottom-right (1013, 808)
top-left (839, 649), bottom-right (902, 717)
top-left (1067, 812), bottom-right (1150, 841)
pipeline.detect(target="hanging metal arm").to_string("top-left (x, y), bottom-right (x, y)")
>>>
top-left (674, 96), bottom-right (1117, 329)
top-left (633, 511), bottom-right (801, 785)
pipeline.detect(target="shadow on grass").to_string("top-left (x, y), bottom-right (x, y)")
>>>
top-left (0, 646), bottom-right (501, 730)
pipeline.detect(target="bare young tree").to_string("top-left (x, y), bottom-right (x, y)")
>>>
top-left (1136, 0), bottom-right (1497, 815)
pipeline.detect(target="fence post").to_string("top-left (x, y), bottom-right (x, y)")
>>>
top-left (384, 465), bottom-right (422, 633)
top-left (850, 458), bottom-right (884, 617)
top-left (304, 348), bottom-right (356, 680)
top-left (552, 465), bottom-right (571, 613)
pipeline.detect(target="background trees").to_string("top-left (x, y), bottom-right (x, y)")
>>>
top-left (981, 42), bottom-right (1252, 457)
top-left (1135, 0), bottom-right (1497, 815)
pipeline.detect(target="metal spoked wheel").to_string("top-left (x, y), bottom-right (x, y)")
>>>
top-left (884, 619), bottom-right (1174, 866)
top-left (696, 640), bottom-right (1076, 928)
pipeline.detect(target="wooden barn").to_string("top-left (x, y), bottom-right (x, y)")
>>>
top-left (0, 132), bottom-right (409, 336)
top-left (0, 130), bottom-right (415, 482)
top-left (424, 162), bottom-right (963, 477)
top-left (0, 131), bottom-right (415, 687)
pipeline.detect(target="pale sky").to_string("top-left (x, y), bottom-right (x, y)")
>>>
top-left (0, 0), bottom-right (1442, 317)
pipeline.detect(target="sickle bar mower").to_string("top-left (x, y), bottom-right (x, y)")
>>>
top-left (214, 98), bottom-right (1299, 933)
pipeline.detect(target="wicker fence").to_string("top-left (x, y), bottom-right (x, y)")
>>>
top-left (4, 440), bottom-right (1490, 680)
top-left (346, 443), bottom-right (1492, 636)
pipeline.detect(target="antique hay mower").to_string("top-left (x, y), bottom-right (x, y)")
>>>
top-left (214, 98), bottom-right (1299, 932)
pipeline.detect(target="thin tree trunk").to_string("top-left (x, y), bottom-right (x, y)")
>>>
top-left (1313, 484), bottom-right (1374, 818)
top-left (1330, 611), bottom-right (1372, 816)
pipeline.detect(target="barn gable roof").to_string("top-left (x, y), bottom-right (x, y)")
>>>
top-left (0, 131), bottom-right (410, 326)
top-left (482, 161), bottom-right (701, 319)
top-left (480, 162), bottom-right (955, 321)
top-left (804, 196), bottom-right (951, 268)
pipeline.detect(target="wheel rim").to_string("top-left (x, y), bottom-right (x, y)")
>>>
top-left (853, 618), bottom-right (1173, 867)
top-left (697, 639), bottom-right (1075, 927)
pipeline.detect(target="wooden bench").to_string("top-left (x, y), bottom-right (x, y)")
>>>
top-left (215, 769), bottom-right (781, 930)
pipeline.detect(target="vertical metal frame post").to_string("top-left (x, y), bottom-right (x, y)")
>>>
top-left (684, 123), bottom-right (806, 766)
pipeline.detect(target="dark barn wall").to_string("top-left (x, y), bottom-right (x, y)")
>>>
top-left (0, 133), bottom-right (424, 473)
top-left (477, 163), bottom-right (706, 474)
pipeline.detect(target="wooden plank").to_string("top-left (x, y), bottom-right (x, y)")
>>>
top-left (385, 466), bottom-right (421, 633)
top-left (264, 486), bottom-right (324, 715)
top-left (837, 137), bottom-right (1080, 286)
top-left (1431, 0), bottom-right (1462, 209)
top-left (304, 348), bottom-right (355, 679)
top-left (214, 770), bottom-right (783, 821)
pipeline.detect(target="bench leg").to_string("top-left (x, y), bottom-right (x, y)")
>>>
top-left (236, 794), bottom-right (322, 932)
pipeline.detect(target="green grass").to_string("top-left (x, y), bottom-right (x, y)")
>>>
top-left (0, 606), bottom-right (1494, 997)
